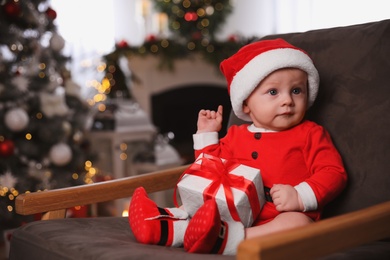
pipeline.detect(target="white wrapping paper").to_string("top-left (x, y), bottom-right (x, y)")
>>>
top-left (177, 154), bottom-right (265, 227)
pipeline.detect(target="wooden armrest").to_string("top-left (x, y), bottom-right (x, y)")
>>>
top-left (237, 200), bottom-right (390, 260)
top-left (16, 165), bottom-right (189, 216)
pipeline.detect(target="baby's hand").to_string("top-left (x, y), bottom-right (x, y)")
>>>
top-left (270, 184), bottom-right (304, 212)
top-left (196, 105), bottom-right (223, 133)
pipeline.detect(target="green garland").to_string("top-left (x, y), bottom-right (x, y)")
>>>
top-left (103, 0), bottom-right (258, 74)
top-left (106, 35), bottom-right (257, 71)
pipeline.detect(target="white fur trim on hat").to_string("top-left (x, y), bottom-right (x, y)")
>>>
top-left (230, 48), bottom-right (319, 122)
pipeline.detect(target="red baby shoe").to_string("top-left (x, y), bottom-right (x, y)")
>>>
top-left (128, 187), bottom-right (188, 247)
top-left (184, 199), bottom-right (228, 254)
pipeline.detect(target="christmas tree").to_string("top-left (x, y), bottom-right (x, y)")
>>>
top-left (0, 0), bottom-right (94, 230)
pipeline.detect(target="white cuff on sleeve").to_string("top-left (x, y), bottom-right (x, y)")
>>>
top-left (193, 132), bottom-right (219, 150)
top-left (294, 182), bottom-right (318, 212)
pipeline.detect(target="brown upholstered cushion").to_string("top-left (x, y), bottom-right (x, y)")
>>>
top-left (10, 217), bottom-right (233, 260)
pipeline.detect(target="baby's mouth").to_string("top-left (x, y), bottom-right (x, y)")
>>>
top-left (279, 111), bottom-right (293, 116)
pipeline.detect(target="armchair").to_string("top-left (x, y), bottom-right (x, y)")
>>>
top-left (10, 19), bottom-right (390, 259)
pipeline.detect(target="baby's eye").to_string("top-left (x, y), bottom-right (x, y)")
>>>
top-left (292, 88), bottom-right (302, 94)
top-left (268, 89), bottom-right (278, 95)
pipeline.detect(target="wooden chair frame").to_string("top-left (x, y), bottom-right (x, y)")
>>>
top-left (15, 165), bottom-right (390, 260)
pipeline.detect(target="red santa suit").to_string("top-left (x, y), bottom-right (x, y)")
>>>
top-left (193, 120), bottom-right (347, 225)
top-left (129, 39), bottom-right (349, 255)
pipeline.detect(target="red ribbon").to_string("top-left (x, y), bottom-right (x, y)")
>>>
top-left (174, 154), bottom-right (261, 223)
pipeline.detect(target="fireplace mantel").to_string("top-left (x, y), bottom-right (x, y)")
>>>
top-left (128, 54), bottom-right (227, 116)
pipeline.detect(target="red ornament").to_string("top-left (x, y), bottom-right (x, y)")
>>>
top-left (45, 7), bottom-right (57, 20)
top-left (145, 34), bottom-right (157, 42)
top-left (3, 1), bottom-right (21, 18)
top-left (116, 40), bottom-right (129, 48)
top-left (0, 139), bottom-right (15, 157)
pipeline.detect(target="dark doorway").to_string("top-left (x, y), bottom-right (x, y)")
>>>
top-left (151, 85), bottom-right (231, 163)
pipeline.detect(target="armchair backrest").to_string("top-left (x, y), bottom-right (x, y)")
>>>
top-left (228, 19), bottom-right (390, 218)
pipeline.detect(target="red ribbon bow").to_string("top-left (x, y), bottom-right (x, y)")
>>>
top-left (174, 154), bottom-right (261, 223)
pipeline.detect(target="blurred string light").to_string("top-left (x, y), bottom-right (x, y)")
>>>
top-left (83, 160), bottom-right (98, 184)
top-left (0, 187), bottom-right (19, 212)
top-left (85, 61), bottom-right (109, 109)
top-left (120, 143), bottom-right (128, 161)
top-left (1, 158), bottom-right (99, 214)
top-left (84, 58), bottom-right (132, 112)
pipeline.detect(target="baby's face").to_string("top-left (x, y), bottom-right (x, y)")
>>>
top-left (243, 68), bottom-right (308, 131)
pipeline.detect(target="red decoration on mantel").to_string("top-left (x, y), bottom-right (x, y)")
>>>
top-left (116, 40), bottom-right (129, 48)
top-left (145, 34), bottom-right (157, 42)
top-left (0, 139), bottom-right (15, 157)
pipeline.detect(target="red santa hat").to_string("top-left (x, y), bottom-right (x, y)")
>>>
top-left (220, 38), bottom-right (319, 122)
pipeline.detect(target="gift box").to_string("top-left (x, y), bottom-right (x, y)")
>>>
top-left (177, 153), bottom-right (265, 227)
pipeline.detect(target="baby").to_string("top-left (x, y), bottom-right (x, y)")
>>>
top-left (129, 38), bottom-right (347, 255)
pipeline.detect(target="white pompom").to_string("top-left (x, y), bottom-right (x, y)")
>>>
top-left (49, 143), bottom-right (72, 166)
top-left (5, 108), bottom-right (29, 131)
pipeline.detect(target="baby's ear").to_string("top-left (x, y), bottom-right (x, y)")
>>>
top-left (242, 101), bottom-right (250, 114)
